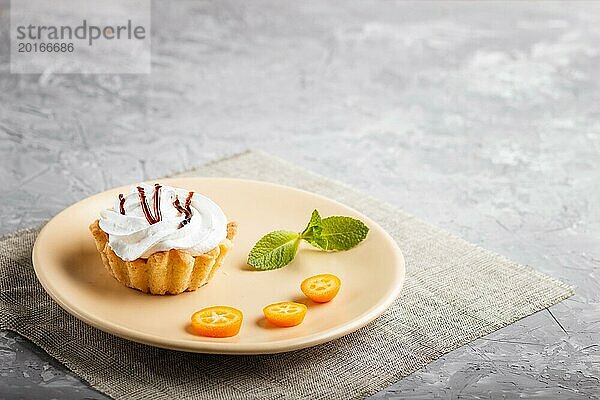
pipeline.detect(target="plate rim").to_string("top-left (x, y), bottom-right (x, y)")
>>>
top-left (32, 177), bottom-right (405, 354)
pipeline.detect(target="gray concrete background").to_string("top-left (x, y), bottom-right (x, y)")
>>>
top-left (1, 1), bottom-right (599, 398)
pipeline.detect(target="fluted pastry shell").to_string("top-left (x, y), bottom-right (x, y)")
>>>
top-left (89, 220), bottom-right (237, 295)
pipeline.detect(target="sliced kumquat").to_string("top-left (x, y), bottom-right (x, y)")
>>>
top-left (191, 306), bottom-right (243, 338)
top-left (263, 302), bottom-right (307, 327)
top-left (301, 273), bottom-right (341, 303)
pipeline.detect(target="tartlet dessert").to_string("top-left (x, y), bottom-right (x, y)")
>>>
top-left (89, 183), bottom-right (237, 295)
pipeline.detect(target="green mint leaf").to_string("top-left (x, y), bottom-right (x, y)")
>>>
top-left (300, 209), bottom-right (322, 239)
top-left (305, 216), bottom-right (369, 251)
top-left (247, 230), bottom-right (300, 270)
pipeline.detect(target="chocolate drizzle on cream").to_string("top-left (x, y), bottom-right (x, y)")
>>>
top-left (137, 185), bottom-right (162, 225)
top-left (153, 184), bottom-right (162, 222)
top-left (118, 194), bottom-right (126, 215)
top-left (173, 191), bottom-right (194, 228)
top-left (123, 184), bottom-right (195, 228)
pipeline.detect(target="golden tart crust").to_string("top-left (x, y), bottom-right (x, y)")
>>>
top-left (89, 220), bottom-right (237, 295)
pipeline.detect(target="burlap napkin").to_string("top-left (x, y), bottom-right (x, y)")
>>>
top-left (0, 150), bottom-right (574, 400)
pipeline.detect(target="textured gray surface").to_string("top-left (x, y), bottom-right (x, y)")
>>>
top-left (0, 1), bottom-right (598, 399)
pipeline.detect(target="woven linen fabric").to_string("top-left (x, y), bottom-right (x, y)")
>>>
top-left (0, 150), bottom-right (574, 400)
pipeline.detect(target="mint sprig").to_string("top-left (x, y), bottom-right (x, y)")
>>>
top-left (304, 215), bottom-right (370, 251)
top-left (246, 230), bottom-right (300, 270)
top-left (247, 209), bottom-right (369, 270)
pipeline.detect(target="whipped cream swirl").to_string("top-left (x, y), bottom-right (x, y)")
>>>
top-left (99, 183), bottom-right (227, 261)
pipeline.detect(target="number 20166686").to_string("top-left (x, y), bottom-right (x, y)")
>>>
top-left (17, 42), bottom-right (74, 52)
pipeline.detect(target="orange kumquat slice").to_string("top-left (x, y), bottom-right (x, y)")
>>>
top-left (263, 302), bottom-right (307, 327)
top-left (191, 306), bottom-right (243, 338)
top-left (301, 273), bottom-right (341, 303)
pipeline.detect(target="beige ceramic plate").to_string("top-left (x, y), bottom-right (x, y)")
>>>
top-left (33, 178), bottom-right (405, 354)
